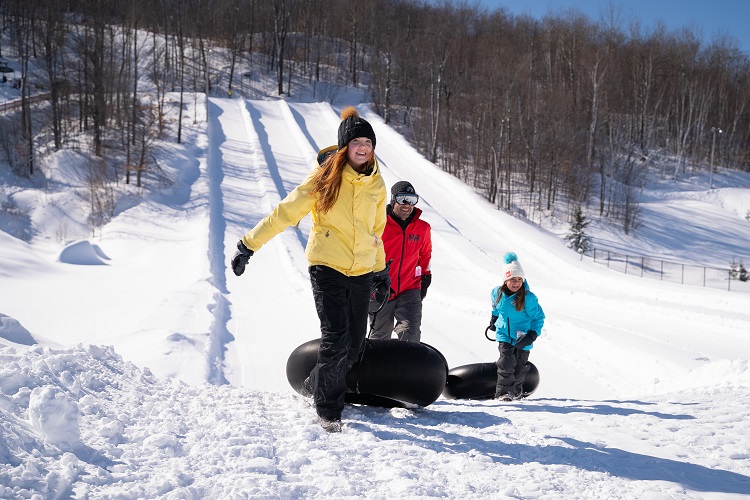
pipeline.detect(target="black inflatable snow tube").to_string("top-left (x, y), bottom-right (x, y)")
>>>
top-left (286, 338), bottom-right (449, 408)
top-left (442, 361), bottom-right (539, 400)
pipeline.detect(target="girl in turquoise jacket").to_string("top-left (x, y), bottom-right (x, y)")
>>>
top-left (488, 252), bottom-right (545, 400)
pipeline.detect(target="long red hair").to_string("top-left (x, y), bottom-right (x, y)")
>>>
top-left (312, 106), bottom-right (375, 213)
top-left (311, 148), bottom-right (376, 213)
top-left (311, 149), bottom-right (348, 213)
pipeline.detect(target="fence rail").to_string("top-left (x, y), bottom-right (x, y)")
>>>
top-left (0, 93), bottom-right (51, 114)
top-left (583, 248), bottom-right (749, 292)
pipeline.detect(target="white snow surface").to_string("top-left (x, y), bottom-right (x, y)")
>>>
top-left (2, 92), bottom-right (750, 499)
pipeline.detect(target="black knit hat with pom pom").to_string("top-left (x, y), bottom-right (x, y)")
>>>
top-left (338, 106), bottom-right (376, 150)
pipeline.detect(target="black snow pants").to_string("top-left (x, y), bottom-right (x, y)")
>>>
top-left (308, 265), bottom-right (372, 420)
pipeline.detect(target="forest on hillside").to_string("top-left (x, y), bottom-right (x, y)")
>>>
top-left (1, 0), bottom-right (749, 233)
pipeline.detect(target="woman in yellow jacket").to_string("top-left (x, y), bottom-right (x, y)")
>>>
top-left (231, 107), bottom-right (390, 433)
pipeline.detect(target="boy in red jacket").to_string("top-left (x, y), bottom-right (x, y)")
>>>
top-left (369, 181), bottom-right (432, 342)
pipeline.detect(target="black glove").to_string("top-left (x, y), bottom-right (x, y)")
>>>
top-left (420, 273), bottom-right (432, 299)
top-left (514, 329), bottom-right (538, 350)
top-left (231, 240), bottom-right (254, 276)
top-left (488, 315), bottom-right (499, 332)
top-left (371, 263), bottom-right (391, 296)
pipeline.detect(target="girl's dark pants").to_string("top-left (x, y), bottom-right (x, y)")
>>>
top-left (308, 265), bottom-right (372, 421)
top-left (496, 342), bottom-right (531, 397)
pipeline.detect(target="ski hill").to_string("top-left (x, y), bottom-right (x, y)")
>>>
top-left (1, 93), bottom-right (750, 498)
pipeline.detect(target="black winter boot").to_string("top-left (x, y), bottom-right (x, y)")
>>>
top-left (319, 417), bottom-right (342, 433)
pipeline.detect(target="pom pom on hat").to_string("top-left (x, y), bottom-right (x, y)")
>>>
top-left (504, 252), bottom-right (518, 264)
top-left (338, 106), bottom-right (376, 149)
top-left (502, 252), bottom-right (525, 281)
top-left (340, 106), bottom-right (359, 121)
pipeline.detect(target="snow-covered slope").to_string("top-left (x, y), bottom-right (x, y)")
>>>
top-left (1, 93), bottom-right (750, 498)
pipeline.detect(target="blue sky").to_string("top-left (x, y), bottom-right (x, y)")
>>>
top-left (476, 0), bottom-right (750, 56)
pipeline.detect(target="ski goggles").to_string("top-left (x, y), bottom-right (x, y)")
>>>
top-left (393, 193), bottom-right (419, 206)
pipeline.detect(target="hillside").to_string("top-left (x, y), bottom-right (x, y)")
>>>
top-left (2, 85), bottom-right (750, 497)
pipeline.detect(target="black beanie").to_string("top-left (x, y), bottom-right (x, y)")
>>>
top-left (391, 181), bottom-right (416, 202)
top-left (338, 106), bottom-right (376, 150)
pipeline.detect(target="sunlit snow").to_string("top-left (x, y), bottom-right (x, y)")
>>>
top-left (2, 76), bottom-right (750, 498)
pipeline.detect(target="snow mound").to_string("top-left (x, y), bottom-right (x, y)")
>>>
top-left (717, 187), bottom-right (750, 220)
top-left (0, 314), bottom-right (36, 346)
top-left (0, 344), bottom-right (288, 498)
top-left (28, 386), bottom-right (81, 450)
top-left (56, 240), bottom-right (110, 265)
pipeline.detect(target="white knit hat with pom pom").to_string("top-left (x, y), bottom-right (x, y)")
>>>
top-left (502, 252), bottom-right (525, 281)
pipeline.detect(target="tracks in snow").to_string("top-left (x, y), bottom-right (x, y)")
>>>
top-left (205, 98), bottom-right (750, 402)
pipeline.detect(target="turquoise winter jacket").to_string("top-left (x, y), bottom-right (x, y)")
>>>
top-left (490, 282), bottom-right (545, 349)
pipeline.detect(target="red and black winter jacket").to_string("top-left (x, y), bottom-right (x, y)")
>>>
top-left (383, 205), bottom-right (432, 298)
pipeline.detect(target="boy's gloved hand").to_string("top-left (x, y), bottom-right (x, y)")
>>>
top-left (420, 273), bottom-right (432, 299)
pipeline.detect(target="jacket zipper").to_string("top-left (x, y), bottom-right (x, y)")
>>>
top-left (396, 224), bottom-right (407, 294)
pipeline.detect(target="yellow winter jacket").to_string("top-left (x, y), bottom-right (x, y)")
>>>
top-left (241, 158), bottom-right (387, 276)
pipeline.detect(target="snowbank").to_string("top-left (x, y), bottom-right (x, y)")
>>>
top-left (56, 240), bottom-right (110, 266)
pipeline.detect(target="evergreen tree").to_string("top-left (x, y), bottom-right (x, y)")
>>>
top-left (566, 206), bottom-right (592, 254)
top-left (730, 259), bottom-right (748, 282)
